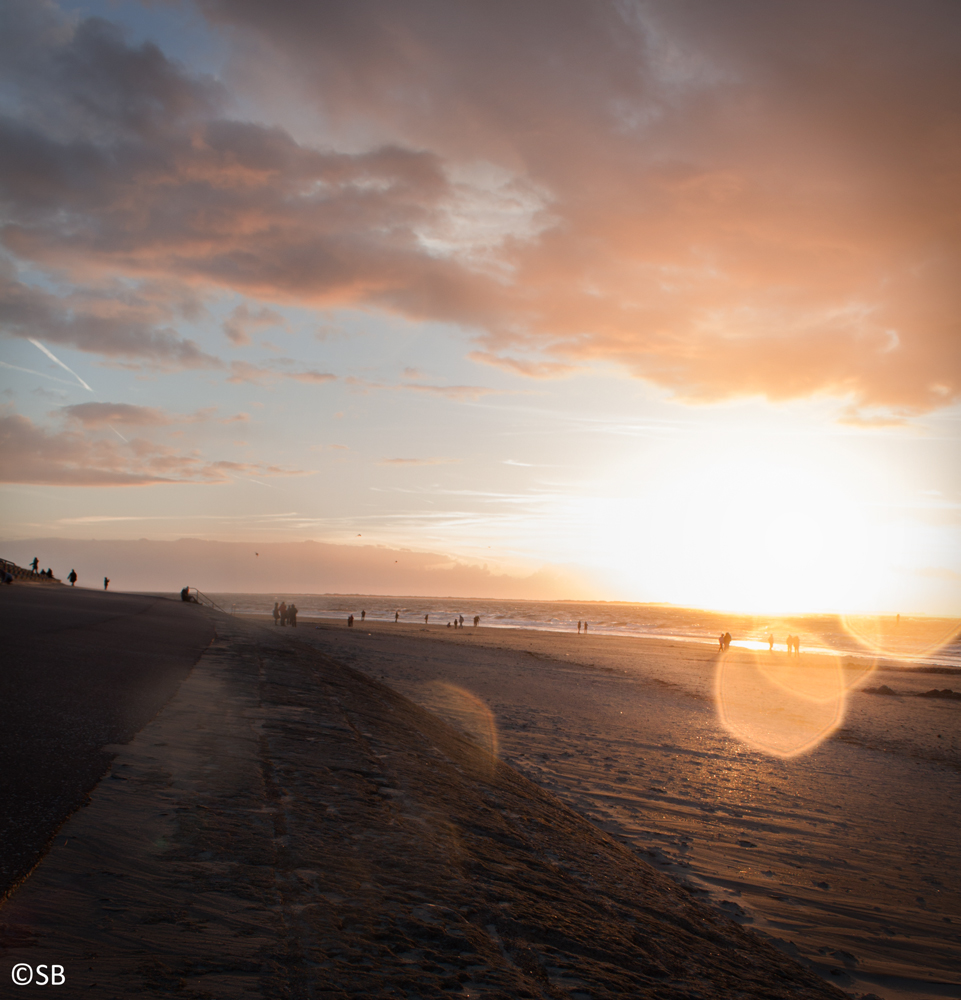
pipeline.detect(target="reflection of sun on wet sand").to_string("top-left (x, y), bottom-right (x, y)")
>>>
top-left (716, 651), bottom-right (846, 757)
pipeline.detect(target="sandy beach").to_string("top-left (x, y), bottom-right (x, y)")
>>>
top-left (1, 589), bottom-right (852, 998)
top-left (264, 615), bottom-right (961, 1000)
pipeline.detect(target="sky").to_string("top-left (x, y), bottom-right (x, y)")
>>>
top-left (1, 0), bottom-right (960, 614)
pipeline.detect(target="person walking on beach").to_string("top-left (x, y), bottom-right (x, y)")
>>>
top-left (584, 622), bottom-right (589, 632)
top-left (361, 610), bottom-right (366, 621)
top-left (103, 577), bottom-right (110, 591)
top-left (273, 602), bottom-right (280, 625)
top-left (767, 633), bottom-right (774, 651)
top-left (288, 603), bottom-right (298, 627)
top-left (793, 635), bottom-right (800, 655)
top-left (578, 621), bottom-right (582, 633)
top-left (31, 557), bottom-right (39, 575)
top-left (348, 614), bottom-right (354, 627)
top-left (424, 614), bottom-right (429, 624)
top-left (279, 601), bottom-right (287, 625)
top-left (474, 615), bottom-right (479, 627)
top-left (722, 632), bottom-right (731, 650)
top-left (395, 610), bottom-right (399, 622)
top-left (68, 569), bottom-right (77, 586)
top-left (718, 633), bottom-right (724, 651)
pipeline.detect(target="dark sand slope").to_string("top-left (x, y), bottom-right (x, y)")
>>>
top-left (1, 609), bottom-right (845, 998)
top-left (0, 587), bottom-right (215, 898)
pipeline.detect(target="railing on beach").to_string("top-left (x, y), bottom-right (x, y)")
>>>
top-left (187, 588), bottom-right (230, 615)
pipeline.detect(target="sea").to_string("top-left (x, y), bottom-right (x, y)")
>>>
top-left (202, 593), bottom-right (961, 671)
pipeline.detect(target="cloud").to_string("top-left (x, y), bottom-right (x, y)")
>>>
top-left (60, 401), bottom-right (237, 427)
top-left (380, 457), bottom-right (459, 466)
top-left (0, 268), bottom-right (221, 368)
top-left (0, 410), bottom-right (303, 485)
top-left (468, 351), bottom-right (576, 379)
top-left (61, 402), bottom-right (172, 427)
top-left (226, 360), bottom-right (337, 385)
top-left (2, 1), bottom-right (960, 414)
top-left (344, 376), bottom-right (500, 401)
top-left (222, 303), bottom-right (287, 346)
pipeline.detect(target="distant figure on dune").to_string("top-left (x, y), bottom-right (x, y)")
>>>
top-left (273, 602), bottom-right (280, 625)
top-left (279, 601), bottom-right (288, 625)
top-left (395, 611), bottom-right (399, 622)
top-left (361, 610), bottom-right (366, 621)
top-left (289, 603), bottom-right (298, 627)
top-left (348, 614), bottom-right (354, 627)
top-left (767, 633), bottom-right (774, 651)
top-left (474, 615), bottom-right (479, 627)
top-left (103, 577), bottom-right (110, 591)
top-left (68, 569), bottom-right (77, 586)
top-left (31, 557), bottom-right (38, 574)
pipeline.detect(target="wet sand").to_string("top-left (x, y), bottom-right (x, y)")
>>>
top-left (1, 598), bottom-right (846, 998)
top-left (274, 616), bottom-right (961, 1000)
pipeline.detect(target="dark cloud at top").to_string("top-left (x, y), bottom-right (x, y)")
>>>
top-left (1, 0), bottom-right (960, 414)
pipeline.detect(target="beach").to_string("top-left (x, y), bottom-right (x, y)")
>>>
top-left (267, 615), bottom-right (961, 1000)
top-left (0, 587), bottom-right (956, 998)
top-left (1, 588), bottom-right (851, 998)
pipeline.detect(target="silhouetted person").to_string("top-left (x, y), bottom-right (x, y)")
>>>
top-left (473, 615), bottom-right (479, 627)
top-left (104, 577), bottom-right (110, 591)
top-left (31, 557), bottom-right (38, 574)
top-left (424, 614), bottom-right (429, 624)
top-left (361, 609), bottom-right (366, 621)
top-left (348, 614), bottom-right (354, 627)
top-left (279, 601), bottom-right (288, 625)
top-left (273, 602), bottom-right (280, 625)
top-left (578, 621), bottom-right (582, 633)
top-left (68, 569), bottom-right (77, 586)
top-left (767, 633), bottom-right (774, 651)
top-left (447, 621), bottom-right (451, 627)
top-left (395, 611), bottom-right (399, 622)
top-left (584, 622), bottom-right (589, 632)
top-left (459, 615), bottom-right (464, 626)
top-left (289, 603), bottom-right (298, 627)
top-left (723, 632), bottom-right (731, 650)
top-left (793, 635), bottom-right (800, 655)
top-left (181, 586), bottom-right (190, 601)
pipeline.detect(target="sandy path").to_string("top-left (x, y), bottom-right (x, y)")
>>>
top-left (277, 617), bottom-right (961, 1000)
top-left (0, 587), bottom-right (215, 898)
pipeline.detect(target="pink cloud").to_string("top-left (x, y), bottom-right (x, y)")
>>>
top-left (0, 412), bottom-right (305, 486)
top-left (2, 1), bottom-right (959, 414)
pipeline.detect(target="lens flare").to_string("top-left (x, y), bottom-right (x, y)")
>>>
top-left (715, 647), bottom-right (847, 758)
top-left (841, 615), bottom-right (961, 663)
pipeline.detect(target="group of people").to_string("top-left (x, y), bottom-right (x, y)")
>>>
top-left (718, 631), bottom-right (733, 651)
top-left (345, 610), bottom-right (482, 627)
top-left (765, 633), bottom-right (801, 654)
top-left (576, 620), bottom-right (590, 633)
top-left (272, 601), bottom-right (298, 626)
